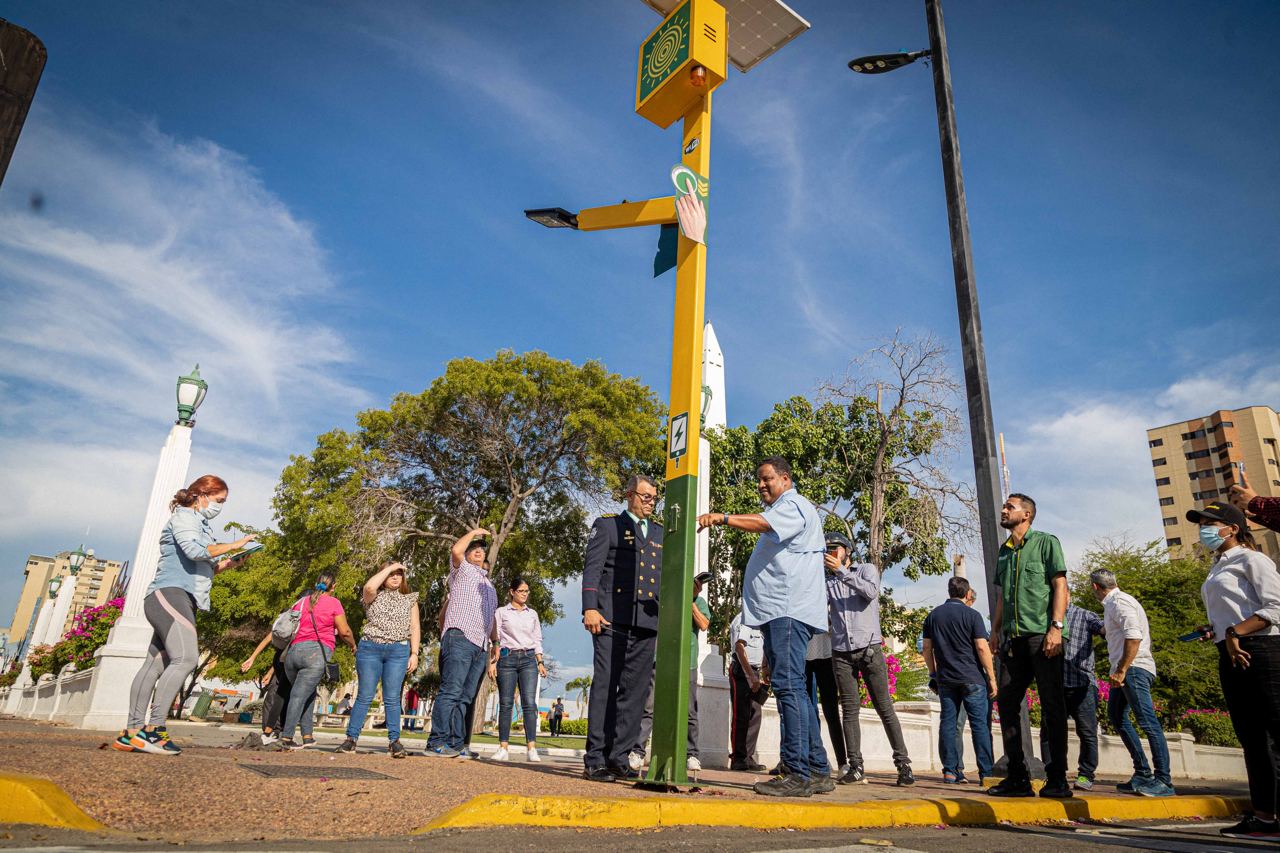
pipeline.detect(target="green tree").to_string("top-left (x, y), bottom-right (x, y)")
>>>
top-left (1071, 539), bottom-right (1222, 722)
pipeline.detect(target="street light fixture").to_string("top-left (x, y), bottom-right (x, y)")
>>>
top-left (47, 576), bottom-right (62, 597)
top-left (523, 208), bottom-right (579, 229)
top-left (68, 544), bottom-right (87, 575)
top-left (848, 50), bottom-right (929, 75)
top-left (175, 365), bottom-right (208, 426)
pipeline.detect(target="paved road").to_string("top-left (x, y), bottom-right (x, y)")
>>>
top-left (1, 819), bottom-right (1274, 852)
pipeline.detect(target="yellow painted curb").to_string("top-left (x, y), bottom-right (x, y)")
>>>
top-left (417, 792), bottom-right (1248, 833)
top-left (0, 772), bottom-right (107, 831)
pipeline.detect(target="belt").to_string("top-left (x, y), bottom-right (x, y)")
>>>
top-left (500, 647), bottom-right (537, 655)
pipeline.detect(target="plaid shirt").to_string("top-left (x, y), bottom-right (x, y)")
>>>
top-left (443, 559), bottom-right (497, 649)
top-left (1062, 603), bottom-right (1104, 689)
top-left (1249, 496), bottom-right (1280, 534)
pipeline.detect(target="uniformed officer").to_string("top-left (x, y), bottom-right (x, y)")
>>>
top-left (581, 474), bottom-right (663, 781)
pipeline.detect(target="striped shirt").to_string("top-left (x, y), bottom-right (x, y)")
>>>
top-left (442, 559), bottom-right (497, 649)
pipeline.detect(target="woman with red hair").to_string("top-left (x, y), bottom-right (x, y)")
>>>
top-left (113, 474), bottom-right (255, 755)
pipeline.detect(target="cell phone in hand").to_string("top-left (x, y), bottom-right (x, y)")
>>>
top-left (1178, 628), bottom-right (1209, 642)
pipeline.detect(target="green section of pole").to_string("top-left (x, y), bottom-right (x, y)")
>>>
top-left (644, 472), bottom-right (698, 786)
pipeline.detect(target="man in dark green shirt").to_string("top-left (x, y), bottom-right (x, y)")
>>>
top-left (988, 493), bottom-right (1072, 800)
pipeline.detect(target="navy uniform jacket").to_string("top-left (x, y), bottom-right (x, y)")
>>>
top-left (582, 513), bottom-right (662, 631)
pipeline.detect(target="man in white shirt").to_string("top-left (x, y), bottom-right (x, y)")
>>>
top-left (1090, 569), bottom-right (1174, 797)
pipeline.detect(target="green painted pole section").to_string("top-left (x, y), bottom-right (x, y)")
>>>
top-left (645, 472), bottom-right (698, 785)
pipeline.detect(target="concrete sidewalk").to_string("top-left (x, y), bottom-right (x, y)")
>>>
top-left (0, 717), bottom-right (1251, 845)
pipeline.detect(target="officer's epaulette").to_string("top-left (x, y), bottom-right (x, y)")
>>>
top-left (650, 518), bottom-right (663, 527)
top-left (600, 513), bottom-right (618, 518)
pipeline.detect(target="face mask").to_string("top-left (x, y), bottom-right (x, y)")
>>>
top-left (199, 500), bottom-right (224, 520)
top-left (1199, 525), bottom-right (1225, 550)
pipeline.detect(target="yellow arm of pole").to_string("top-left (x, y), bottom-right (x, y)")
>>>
top-left (577, 197), bottom-right (677, 231)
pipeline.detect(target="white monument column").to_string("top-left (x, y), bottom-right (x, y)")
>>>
top-left (28, 594), bottom-right (57, 652)
top-left (73, 367), bottom-right (206, 730)
top-left (1, 588), bottom-right (59, 712)
top-left (42, 579), bottom-right (76, 648)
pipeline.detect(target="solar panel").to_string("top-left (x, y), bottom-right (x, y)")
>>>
top-left (639, 0), bottom-right (810, 72)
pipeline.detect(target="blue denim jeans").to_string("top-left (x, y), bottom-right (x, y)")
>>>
top-left (346, 639), bottom-right (410, 742)
top-left (761, 617), bottom-right (829, 779)
top-left (1107, 666), bottom-right (1170, 785)
top-left (281, 641), bottom-right (327, 739)
top-left (938, 682), bottom-right (994, 780)
top-left (427, 629), bottom-right (487, 750)
top-left (497, 650), bottom-right (541, 744)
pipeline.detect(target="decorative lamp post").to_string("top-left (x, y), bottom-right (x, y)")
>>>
top-left (175, 365), bottom-right (208, 425)
top-left (68, 544), bottom-right (87, 575)
top-left (45, 545), bottom-right (88, 647)
top-left (75, 367), bottom-right (203, 729)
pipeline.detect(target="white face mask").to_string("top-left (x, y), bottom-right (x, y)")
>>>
top-left (199, 499), bottom-right (224, 520)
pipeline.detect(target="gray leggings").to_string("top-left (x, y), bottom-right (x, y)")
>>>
top-left (128, 588), bottom-right (200, 728)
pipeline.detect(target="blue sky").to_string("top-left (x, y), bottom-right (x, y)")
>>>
top-left (2, 1), bottom-right (1278, 694)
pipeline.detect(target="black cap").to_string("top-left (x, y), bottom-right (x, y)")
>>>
top-left (694, 570), bottom-right (713, 585)
top-left (824, 531), bottom-right (853, 551)
top-left (1186, 501), bottom-right (1246, 529)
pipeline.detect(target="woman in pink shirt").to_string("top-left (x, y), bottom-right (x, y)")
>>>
top-left (280, 571), bottom-right (356, 749)
top-left (488, 576), bottom-right (548, 762)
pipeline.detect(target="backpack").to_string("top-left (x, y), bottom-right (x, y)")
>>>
top-left (270, 597), bottom-right (306, 649)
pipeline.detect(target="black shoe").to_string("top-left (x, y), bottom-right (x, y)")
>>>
top-left (807, 775), bottom-right (836, 794)
top-left (1039, 780), bottom-right (1073, 799)
top-left (987, 777), bottom-right (1035, 797)
top-left (389, 740), bottom-right (407, 759)
top-left (753, 773), bottom-right (813, 798)
top-left (896, 765), bottom-right (915, 787)
top-left (583, 766), bottom-right (618, 783)
top-left (608, 765), bottom-right (641, 781)
top-left (838, 765), bottom-right (867, 785)
top-left (768, 761), bottom-right (789, 776)
top-left (1221, 816), bottom-right (1280, 839)
top-left (730, 761), bottom-right (768, 773)
top-left (336, 737), bottom-right (357, 753)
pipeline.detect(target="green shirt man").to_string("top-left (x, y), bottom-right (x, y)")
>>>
top-left (996, 528), bottom-right (1069, 639)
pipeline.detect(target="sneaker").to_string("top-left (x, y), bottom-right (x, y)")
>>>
top-left (1073, 775), bottom-right (1094, 791)
top-left (132, 728), bottom-right (180, 756)
top-left (298, 736), bottom-right (317, 749)
top-left (609, 765), bottom-right (641, 780)
top-left (278, 738), bottom-right (300, 750)
top-left (112, 729), bottom-right (138, 752)
top-left (896, 765), bottom-right (915, 787)
top-left (1117, 773), bottom-right (1152, 795)
top-left (336, 737), bottom-right (357, 753)
top-left (839, 765), bottom-right (867, 785)
top-left (491, 746), bottom-right (510, 762)
top-left (1221, 815), bottom-right (1280, 839)
top-left (1137, 779), bottom-right (1175, 798)
top-left (687, 755), bottom-right (702, 773)
top-left (987, 777), bottom-right (1035, 797)
top-left (425, 745), bottom-right (460, 758)
top-left (583, 766), bottom-right (618, 783)
top-left (807, 775), bottom-right (836, 794)
top-left (628, 751), bottom-right (644, 772)
top-left (389, 740), bottom-right (407, 759)
top-left (260, 732), bottom-right (279, 747)
top-left (1039, 780), bottom-right (1074, 799)
top-left (455, 748), bottom-right (478, 760)
top-left (527, 746), bottom-right (541, 763)
top-left (768, 761), bottom-right (788, 776)
top-left (942, 771), bottom-right (968, 784)
top-left (753, 773), bottom-right (813, 798)
top-left (730, 761), bottom-right (767, 773)
top-left (838, 762), bottom-right (851, 778)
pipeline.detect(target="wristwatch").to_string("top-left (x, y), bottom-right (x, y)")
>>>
top-left (1226, 626), bottom-right (1240, 639)
top-left (1050, 619), bottom-right (1065, 630)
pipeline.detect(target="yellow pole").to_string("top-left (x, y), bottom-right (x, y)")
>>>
top-left (646, 91), bottom-right (710, 786)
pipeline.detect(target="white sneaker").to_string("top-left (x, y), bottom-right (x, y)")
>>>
top-left (527, 746), bottom-right (541, 762)
top-left (628, 751), bottom-right (643, 772)
top-left (491, 746), bottom-right (510, 762)
top-left (687, 756), bottom-right (702, 773)
top-left (260, 732), bottom-right (279, 747)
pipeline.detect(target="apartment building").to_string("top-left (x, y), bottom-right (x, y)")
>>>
top-left (3, 550), bottom-right (125, 648)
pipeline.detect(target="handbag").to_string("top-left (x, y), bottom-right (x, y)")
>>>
top-left (270, 597), bottom-right (306, 649)
top-left (305, 599), bottom-right (342, 685)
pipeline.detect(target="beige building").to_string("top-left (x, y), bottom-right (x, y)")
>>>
top-left (1147, 406), bottom-right (1280, 563)
top-left (4, 551), bottom-right (126, 649)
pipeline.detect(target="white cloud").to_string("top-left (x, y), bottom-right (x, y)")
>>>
top-left (0, 103), bottom-right (370, 613)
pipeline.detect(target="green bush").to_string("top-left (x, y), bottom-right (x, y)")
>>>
top-left (1180, 711), bottom-right (1239, 748)
top-left (550, 717), bottom-right (588, 736)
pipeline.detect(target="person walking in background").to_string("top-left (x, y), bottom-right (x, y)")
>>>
top-left (581, 475), bottom-right (663, 782)
top-left (1194, 501), bottom-right (1280, 840)
top-left (549, 697), bottom-right (565, 737)
top-left (922, 576), bottom-right (996, 785)
top-left (1047, 602), bottom-right (1105, 791)
top-left (427, 529), bottom-right (498, 758)
top-left (336, 562), bottom-right (420, 758)
top-left (988, 493), bottom-right (1072, 799)
top-left (1089, 568), bottom-right (1172, 797)
top-left (403, 686), bottom-right (421, 732)
top-left (728, 610), bottom-right (768, 773)
top-left (279, 571), bottom-right (356, 750)
top-left (824, 530), bottom-right (913, 787)
top-left (240, 629), bottom-right (291, 747)
top-left (699, 457), bottom-right (831, 798)
top-left (489, 576), bottom-right (548, 763)
top-left (114, 474), bottom-right (255, 756)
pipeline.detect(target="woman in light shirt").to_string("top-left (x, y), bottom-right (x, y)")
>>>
top-left (488, 577), bottom-right (547, 762)
top-left (1193, 501), bottom-right (1280, 841)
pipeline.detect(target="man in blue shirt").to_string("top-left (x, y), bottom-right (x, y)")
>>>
top-left (923, 576), bottom-right (996, 784)
top-left (699, 456), bottom-right (830, 798)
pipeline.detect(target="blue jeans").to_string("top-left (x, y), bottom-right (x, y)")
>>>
top-left (346, 639), bottom-right (410, 742)
top-left (938, 682), bottom-right (994, 780)
top-left (497, 650), bottom-right (541, 744)
top-left (761, 618), bottom-right (829, 779)
top-left (1107, 666), bottom-right (1170, 785)
top-left (281, 641), bottom-right (327, 739)
top-left (427, 629), bottom-right (487, 750)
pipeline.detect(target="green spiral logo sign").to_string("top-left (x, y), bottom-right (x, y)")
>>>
top-left (638, 1), bottom-right (690, 103)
